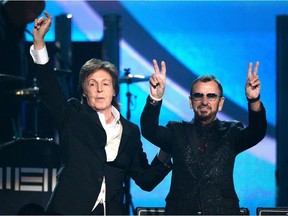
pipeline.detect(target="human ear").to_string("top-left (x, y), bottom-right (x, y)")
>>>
top-left (189, 96), bottom-right (193, 109)
top-left (218, 97), bottom-right (225, 111)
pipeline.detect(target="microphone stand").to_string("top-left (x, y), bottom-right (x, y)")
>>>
top-left (32, 78), bottom-right (40, 138)
top-left (124, 69), bottom-right (136, 215)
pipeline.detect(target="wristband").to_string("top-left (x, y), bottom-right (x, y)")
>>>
top-left (247, 94), bottom-right (260, 103)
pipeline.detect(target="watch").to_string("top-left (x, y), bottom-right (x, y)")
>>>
top-left (148, 96), bottom-right (160, 106)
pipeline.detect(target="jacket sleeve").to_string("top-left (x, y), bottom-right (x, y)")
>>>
top-left (32, 60), bottom-right (71, 132)
top-left (234, 102), bottom-right (267, 153)
top-left (129, 124), bottom-right (171, 191)
top-left (140, 96), bottom-right (173, 153)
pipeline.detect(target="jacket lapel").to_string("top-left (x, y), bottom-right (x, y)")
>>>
top-left (84, 103), bottom-right (104, 131)
top-left (116, 116), bottom-right (131, 155)
top-left (83, 104), bottom-right (107, 161)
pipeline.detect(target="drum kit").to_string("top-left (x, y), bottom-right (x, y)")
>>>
top-left (0, 73), bottom-right (41, 142)
top-left (0, 73), bottom-right (61, 215)
top-left (0, 74), bottom-right (39, 101)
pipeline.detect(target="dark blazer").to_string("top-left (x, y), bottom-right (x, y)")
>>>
top-left (141, 97), bottom-right (267, 215)
top-left (33, 62), bottom-right (171, 215)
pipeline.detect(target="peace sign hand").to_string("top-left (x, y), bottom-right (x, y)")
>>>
top-left (150, 59), bottom-right (166, 100)
top-left (246, 61), bottom-right (261, 100)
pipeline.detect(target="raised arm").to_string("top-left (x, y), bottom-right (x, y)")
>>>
top-left (30, 11), bottom-right (69, 131)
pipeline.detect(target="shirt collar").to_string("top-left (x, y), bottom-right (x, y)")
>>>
top-left (98, 106), bottom-right (120, 127)
top-left (110, 106), bottom-right (120, 124)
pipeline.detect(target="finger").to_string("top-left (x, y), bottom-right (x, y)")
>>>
top-left (34, 18), bottom-right (45, 31)
top-left (149, 77), bottom-right (159, 88)
top-left (249, 77), bottom-right (260, 86)
top-left (34, 17), bottom-right (46, 27)
top-left (247, 62), bottom-right (252, 78)
top-left (253, 61), bottom-right (259, 76)
top-left (250, 82), bottom-right (261, 91)
top-left (34, 18), bottom-right (38, 28)
top-left (44, 11), bottom-right (52, 20)
top-left (154, 76), bottom-right (164, 85)
top-left (34, 18), bottom-right (42, 30)
top-left (37, 17), bottom-right (44, 24)
top-left (161, 61), bottom-right (166, 76)
top-left (153, 59), bottom-right (160, 74)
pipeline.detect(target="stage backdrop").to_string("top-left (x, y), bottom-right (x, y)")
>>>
top-left (22, 0), bottom-right (287, 214)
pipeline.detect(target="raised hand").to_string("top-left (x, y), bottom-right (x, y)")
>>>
top-left (246, 61), bottom-right (261, 100)
top-left (150, 59), bottom-right (166, 100)
top-left (33, 11), bottom-right (52, 50)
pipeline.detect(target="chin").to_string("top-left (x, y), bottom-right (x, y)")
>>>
top-left (197, 113), bottom-right (212, 120)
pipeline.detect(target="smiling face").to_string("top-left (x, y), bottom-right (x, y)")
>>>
top-left (189, 80), bottom-right (225, 125)
top-left (82, 69), bottom-right (115, 114)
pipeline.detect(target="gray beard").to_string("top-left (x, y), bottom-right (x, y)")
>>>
top-left (194, 111), bottom-right (217, 125)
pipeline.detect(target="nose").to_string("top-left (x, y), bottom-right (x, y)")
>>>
top-left (97, 84), bottom-right (103, 92)
top-left (200, 95), bottom-right (209, 104)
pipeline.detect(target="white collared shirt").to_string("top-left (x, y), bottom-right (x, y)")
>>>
top-left (92, 107), bottom-right (122, 212)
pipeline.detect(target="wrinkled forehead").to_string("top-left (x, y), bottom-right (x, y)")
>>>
top-left (86, 69), bottom-right (113, 81)
top-left (192, 80), bottom-right (220, 93)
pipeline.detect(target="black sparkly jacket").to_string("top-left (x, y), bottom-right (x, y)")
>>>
top-left (141, 97), bottom-right (267, 215)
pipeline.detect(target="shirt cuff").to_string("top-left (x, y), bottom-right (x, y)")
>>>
top-left (149, 94), bottom-right (163, 101)
top-left (30, 45), bottom-right (49, 65)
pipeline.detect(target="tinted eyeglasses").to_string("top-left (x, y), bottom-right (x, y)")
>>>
top-left (191, 93), bottom-right (221, 101)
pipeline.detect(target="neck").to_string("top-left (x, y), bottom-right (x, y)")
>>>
top-left (194, 117), bottom-right (217, 127)
top-left (106, 113), bottom-right (114, 124)
top-left (103, 107), bottom-right (114, 124)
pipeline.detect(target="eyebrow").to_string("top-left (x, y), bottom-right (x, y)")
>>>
top-left (87, 78), bottom-right (112, 83)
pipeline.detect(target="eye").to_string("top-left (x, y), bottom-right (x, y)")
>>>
top-left (206, 93), bottom-right (218, 100)
top-left (191, 93), bottom-right (203, 101)
top-left (87, 80), bottom-right (96, 87)
top-left (191, 93), bottom-right (219, 101)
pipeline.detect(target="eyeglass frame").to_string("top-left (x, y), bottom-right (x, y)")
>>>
top-left (190, 92), bottom-right (222, 102)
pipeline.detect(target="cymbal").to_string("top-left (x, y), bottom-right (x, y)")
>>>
top-left (54, 68), bottom-right (72, 74)
top-left (5, 87), bottom-right (40, 101)
top-left (119, 74), bottom-right (150, 84)
top-left (12, 87), bottom-right (39, 97)
top-left (0, 74), bottom-right (26, 82)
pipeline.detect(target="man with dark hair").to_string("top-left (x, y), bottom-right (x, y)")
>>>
top-left (141, 59), bottom-right (267, 215)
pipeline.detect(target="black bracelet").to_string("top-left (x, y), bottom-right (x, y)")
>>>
top-left (247, 94), bottom-right (260, 103)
